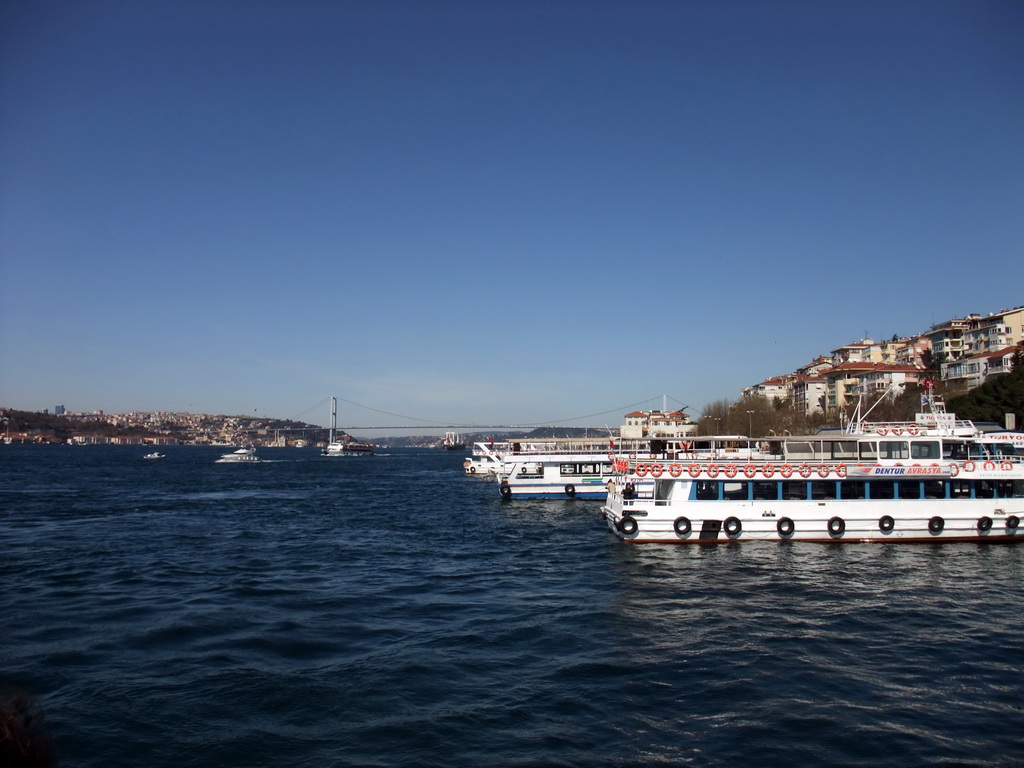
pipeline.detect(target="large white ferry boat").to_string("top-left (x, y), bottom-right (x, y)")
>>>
top-left (603, 397), bottom-right (1023, 543)
top-left (463, 440), bottom-right (509, 475)
top-left (492, 436), bottom-right (754, 499)
top-left (496, 438), bottom-right (620, 499)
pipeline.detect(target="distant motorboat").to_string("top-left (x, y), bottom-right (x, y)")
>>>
top-left (216, 447), bottom-right (260, 463)
top-left (143, 452), bottom-right (165, 460)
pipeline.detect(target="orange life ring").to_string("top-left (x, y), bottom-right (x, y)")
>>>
top-left (817, 464), bottom-right (829, 477)
top-left (983, 461), bottom-right (996, 471)
top-left (907, 425), bottom-right (919, 435)
top-left (706, 464), bottom-right (720, 478)
top-left (688, 463), bottom-right (701, 478)
top-left (877, 426), bottom-right (888, 436)
top-left (743, 464), bottom-right (757, 478)
top-left (799, 465), bottom-right (812, 478)
top-left (635, 463), bottom-right (649, 477)
top-left (836, 465), bottom-right (847, 478)
top-left (762, 464), bottom-right (775, 478)
top-left (1001, 461), bottom-right (1013, 471)
top-left (949, 462), bottom-right (959, 477)
top-left (724, 464), bottom-right (738, 478)
top-left (963, 461), bottom-right (976, 473)
top-left (891, 427), bottom-right (904, 436)
top-left (649, 463), bottom-right (664, 477)
top-left (779, 465), bottom-right (793, 478)
top-left (669, 463), bottom-right (682, 477)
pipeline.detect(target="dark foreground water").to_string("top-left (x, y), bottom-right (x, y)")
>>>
top-left (1, 445), bottom-right (1022, 767)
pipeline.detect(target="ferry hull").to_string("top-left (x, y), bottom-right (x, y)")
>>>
top-left (603, 500), bottom-right (1023, 544)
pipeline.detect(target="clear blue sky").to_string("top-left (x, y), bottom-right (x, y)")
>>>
top-left (2, 0), bottom-right (1022, 432)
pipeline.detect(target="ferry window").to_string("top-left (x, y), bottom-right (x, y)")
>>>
top-left (840, 481), bottom-right (866, 500)
top-left (976, 481), bottom-right (995, 499)
top-left (831, 441), bottom-right (858, 461)
top-left (923, 480), bottom-right (945, 499)
top-left (898, 481), bottom-right (922, 500)
top-left (752, 481), bottom-right (778, 501)
top-left (810, 481), bottom-right (835, 500)
top-left (723, 482), bottom-right (748, 501)
top-left (943, 442), bottom-right (968, 460)
top-left (870, 481), bottom-right (895, 500)
top-left (654, 480), bottom-right (674, 502)
top-left (786, 442), bottom-right (815, 461)
top-left (695, 481), bottom-right (718, 500)
top-left (559, 464), bottom-right (576, 475)
top-left (996, 481), bottom-right (1015, 499)
top-left (783, 481), bottom-right (807, 500)
top-left (879, 441), bottom-right (909, 460)
top-left (601, 463), bottom-right (613, 474)
top-left (859, 442), bottom-right (878, 461)
top-left (579, 463), bottom-right (598, 474)
top-left (995, 445), bottom-right (1017, 457)
top-left (910, 441), bottom-right (940, 460)
top-left (950, 480), bottom-right (971, 498)
top-left (1013, 481), bottom-right (1024, 498)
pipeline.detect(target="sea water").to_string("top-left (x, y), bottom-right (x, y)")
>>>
top-left (1, 444), bottom-right (1022, 767)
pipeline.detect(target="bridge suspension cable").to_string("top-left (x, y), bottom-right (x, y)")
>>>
top-left (308, 394), bottom-right (691, 431)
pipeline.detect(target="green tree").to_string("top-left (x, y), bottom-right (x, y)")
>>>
top-left (948, 365), bottom-right (1024, 426)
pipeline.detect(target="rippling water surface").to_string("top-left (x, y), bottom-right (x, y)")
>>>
top-left (2, 445), bottom-right (1022, 767)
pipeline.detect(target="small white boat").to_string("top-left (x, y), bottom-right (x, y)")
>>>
top-left (216, 447), bottom-right (260, 463)
top-left (321, 396), bottom-right (374, 457)
top-left (143, 452), bottom-right (165, 460)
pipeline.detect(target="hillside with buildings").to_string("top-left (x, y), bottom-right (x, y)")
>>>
top-left (739, 305), bottom-right (1024, 419)
top-left (0, 409), bottom-right (333, 446)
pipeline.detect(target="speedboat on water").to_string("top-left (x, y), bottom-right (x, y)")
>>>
top-left (603, 395), bottom-right (1023, 544)
top-left (216, 447), bottom-right (260, 463)
top-left (143, 452), bottom-right (165, 460)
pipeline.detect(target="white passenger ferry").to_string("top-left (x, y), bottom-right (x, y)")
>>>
top-left (603, 399), bottom-right (1023, 543)
top-left (496, 438), bottom-right (619, 499)
top-left (463, 440), bottom-right (509, 476)
top-left (494, 436), bottom-right (766, 499)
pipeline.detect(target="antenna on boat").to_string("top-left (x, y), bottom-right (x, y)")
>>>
top-left (846, 382), bottom-right (902, 433)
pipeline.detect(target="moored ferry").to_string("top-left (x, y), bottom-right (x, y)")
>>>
top-left (496, 438), bottom-right (620, 499)
top-left (603, 399), bottom-right (1023, 543)
top-left (495, 436), bottom-right (760, 499)
top-left (464, 440), bottom-right (509, 475)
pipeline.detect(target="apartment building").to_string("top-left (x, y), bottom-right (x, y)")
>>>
top-left (964, 307), bottom-right (1024, 355)
top-left (621, 409), bottom-right (695, 439)
top-left (942, 345), bottom-right (1023, 389)
top-left (742, 305), bottom-right (1022, 415)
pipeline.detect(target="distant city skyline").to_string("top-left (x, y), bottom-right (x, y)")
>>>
top-left (2, 1), bottom-right (1022, 432)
